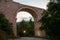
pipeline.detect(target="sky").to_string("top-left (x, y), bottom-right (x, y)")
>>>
top-left (13, 0), bottom-right (49, 9)
top-left (13, 0), bottom-right (50, 22)
top-left (16, 11), bottom-right (34, 22)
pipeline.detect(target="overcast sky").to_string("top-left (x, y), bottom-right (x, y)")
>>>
top-left (13, 0), bottom-right (50, 22)
top-left (13, 0), bottom-right (49, 9)
top-left (16, 11), bottom-right (34, 22)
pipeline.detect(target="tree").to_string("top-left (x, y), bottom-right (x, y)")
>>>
top-left (26, 19), bottom-right (34, 36)
top-left (17, 19), bottom-right (34, 37)
top-left (0, 12), bottom-right (14, 39)
top-left (39, 1), bottom-right (60, 40)
top-left (17, 20), bottom-right (27, 37)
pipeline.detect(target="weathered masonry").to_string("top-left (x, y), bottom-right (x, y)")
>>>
top-left (0, 0), bottom-right (45, 37)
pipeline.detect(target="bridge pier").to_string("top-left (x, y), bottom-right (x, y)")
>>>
top-left (12, 18), bottom-right (17, 37)
top-left (34, 20), bottom-right (41, 37)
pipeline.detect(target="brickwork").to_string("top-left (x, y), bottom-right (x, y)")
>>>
top-left (0, 0), bottom-right (45, 37)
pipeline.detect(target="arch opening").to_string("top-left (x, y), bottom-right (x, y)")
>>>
top-left (16, 11), bottom-right (35, 37)
top-left (14, 8), bottom-right (41, 37)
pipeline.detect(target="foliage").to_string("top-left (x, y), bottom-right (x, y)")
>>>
top-left (0, 13), bottom-right (14, 39)
top-left (17, 19), bottom-right (34, 37)
top-left (39, 1), bottom-right (60, 40)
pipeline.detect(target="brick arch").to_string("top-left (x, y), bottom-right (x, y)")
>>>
top-left (16, 8), bottom-right (38, 20)
top-left (0, 0), bottom-right (45, 37)
top-left (15, 8), bottom-right (40, 36)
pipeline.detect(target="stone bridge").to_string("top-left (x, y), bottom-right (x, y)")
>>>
top-left (0, 0), bottom-right (45, 37)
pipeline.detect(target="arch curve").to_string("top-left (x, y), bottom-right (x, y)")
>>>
top-left (16, 7), bottom-right (38, 19)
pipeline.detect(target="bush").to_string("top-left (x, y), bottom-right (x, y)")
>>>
top-left (0, 12), bottom-right (14, 40)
